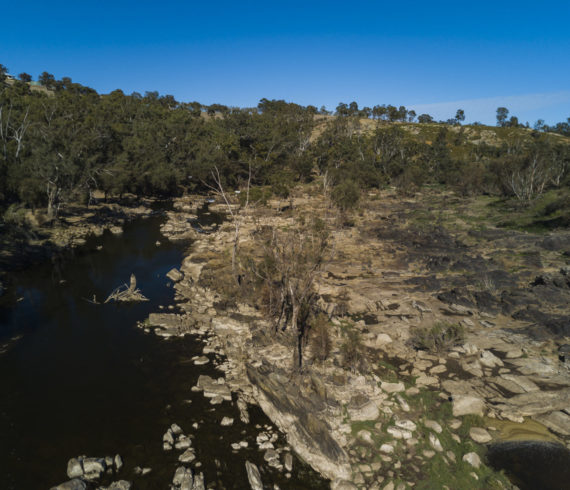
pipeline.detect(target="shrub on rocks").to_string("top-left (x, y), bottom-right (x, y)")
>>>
top-left (340, 329), bottom-right (367, 373)
top-left (410, 322), bottom-right (465, 353)
top-left (310, 313), bottom-right (332, 362)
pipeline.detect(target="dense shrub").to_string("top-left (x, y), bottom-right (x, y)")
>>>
top-left (340, 328), bottom-right (367, 373)
top-left (331, 179), bottom-right (360, 211)
top-left (310, 313), bottom-right (332, 362)
top-left (410, 322), bottom-right (465, 352)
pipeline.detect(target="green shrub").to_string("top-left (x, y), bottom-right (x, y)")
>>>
top-left (331, 179), bottom-right (360, 211)
top-left (340, 328), bottom-right (367, 373)
top-left (3, 204), bottom-right (29, 227)
top-left (310, 313), bottom-right (332, 362)
top-left (239, 186), bottom-right (271, 206)
top-left (410, 322), bottom-right (465, 352)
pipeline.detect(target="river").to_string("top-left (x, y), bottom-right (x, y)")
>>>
top-left (0, 211), bottom-right (327, 489)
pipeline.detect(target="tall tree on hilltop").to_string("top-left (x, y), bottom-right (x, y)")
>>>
top-left (496, 107), bottom-right (509, 127)
top-left (455, 109), bottom-right (465, 124)
top-left (38, 72), bottom-right (56, 89)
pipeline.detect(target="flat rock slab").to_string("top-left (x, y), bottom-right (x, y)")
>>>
top-left (50, 480), bottom-right (87, 490)
top-left (245, 461), bottom-right (263, 490)
top-left (496, 388), bottom-right (570, 417)
top-left (533, 411), bottom-right (570, 436)
top-left (166, 268), bottom-right (184, 282)
top-left (196, 375), bottom-right (232, 401)
top-left (452, 395), bottom-right (485, 417)
top-left (381, 381), bottom-right (405, 393)
top-left (147, 313), bottom-right (182, 329)
top-left (348, 401), bottom-right (380, 421)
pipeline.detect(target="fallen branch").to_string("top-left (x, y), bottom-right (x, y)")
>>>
top-left (104, 274), bottom-right (148, 303)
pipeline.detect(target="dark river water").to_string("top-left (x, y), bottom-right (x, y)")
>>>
top-left (487, 440), bottom-right (570, 490)
top-left (0, 213), bottom-right (327, 489)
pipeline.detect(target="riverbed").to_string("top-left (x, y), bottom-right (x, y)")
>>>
top-left (0, 213), bottom-right (327, 489)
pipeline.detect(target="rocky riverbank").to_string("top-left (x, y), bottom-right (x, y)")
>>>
top-left (0, 198), bottom-right (156, 295)
top-left (148, 187), bottom-right (569, 489)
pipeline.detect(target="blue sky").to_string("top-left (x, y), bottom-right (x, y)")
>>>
top-left (2, 1), bottom-right (569, 125)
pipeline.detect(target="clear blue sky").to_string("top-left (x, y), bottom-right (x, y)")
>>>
top-left (2, 1), bottom-right (569, 125)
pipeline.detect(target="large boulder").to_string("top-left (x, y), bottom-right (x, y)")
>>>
top-left (247, 364), bottom-right (351, 481)
top-left (245, 461), bottom-right (263, 490)
top-left (196, 375), bottom-right (232, 401)
top-left (66, 458), bottom-right (83, 479)
top-left (50, 480), bottom-right (86, 490)
top-left (166, 268), bottom-right (184, 282)
top-left (452, 395), bottom-right (485, 417)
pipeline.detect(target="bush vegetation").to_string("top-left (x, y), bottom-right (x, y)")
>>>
top-left (340, 328), bottom-right (368, 373)
top-left (310, 313), bottom-right (332, 363)
top-left (0, 65), bottom-right (568, 225)
top-left (410, 322), bottom-right (465, 352)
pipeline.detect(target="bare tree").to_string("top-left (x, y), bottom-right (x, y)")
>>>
top-left (207, 163), bottom-right (252, 277)
top-left (252, 217), bottom-right (331, 369)
top-left (0, 103), bottom-right (30, 159)
top-left (505, 153), bottom-right (550, 201)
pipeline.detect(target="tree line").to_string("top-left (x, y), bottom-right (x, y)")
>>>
top-left (0, 65), bottom-right (569, 223)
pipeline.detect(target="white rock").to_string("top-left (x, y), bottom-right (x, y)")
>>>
top-left (387, 426), bottom-right (412, 439)
top-left (469, 427), bottom-right (492, 443)
top-left (331, 479), bottom-right (358, 490)
top-left (82, 458), bottom-right (105, 481)
top-left (429, 433), bottom-right (443, 452)
top-left (452, 395), bottom-right (485, 417)
top-left (449, 419), bottom-right (462, 430)
top-left (416, 375), bottom-right (439, 387)
top-left (376, 334), bottom-right (393, 346)
top-left (166, 268), bottom-right (183, 282)
top-left (380, 444), bottom-right (394, 454)
top-left (505, 349), bottom-right (523, 359)
top-left (52, 479), bottom-right (87, 490)
top-left (67, 458), bottom-right (83, 479)
top-left (172, 466), bottom-right (189, 486)
top-left (107, 481), bottom-right (131, 490)
top-left (284, 453), bottom-right (293, 472)
top-left (395, 420), bottom-right (417, 432)
top-left (178, 448), bottom-right (196, 463)
top-left (479, 350), bottom-right (503, 368)
top-left (175, 436), bottom-right (191, 450)
top-left (396, 394), bottom-right (410, 412)
top-left (463, 343), bottom-right (478, 355)
top-left (348, 401), bottom-right (380, 421)
top-left (357, 430), bottom-right (374, 444)
top-left (381, 382), bottom-right (405, 393)
top-left (462, 452), bottom-right (481, 468)
top-left (163, 430), bottom-right (174, 445)
top-left (221, 417), bottom-right (234, 426)
top-left (424, 420), bottom-right (443, 434)
top-left (430, 364), bottom-right (447, 374)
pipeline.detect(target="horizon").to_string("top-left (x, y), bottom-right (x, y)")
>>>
top-left (2, 1), bottom-right (569, 126)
